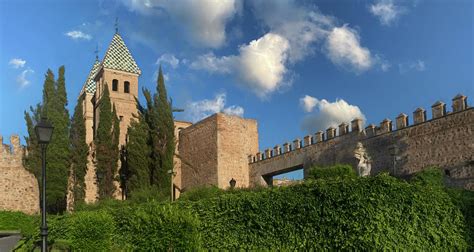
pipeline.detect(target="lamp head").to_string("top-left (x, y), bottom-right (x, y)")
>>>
top-left (35, 117), bottom-right (54, 144)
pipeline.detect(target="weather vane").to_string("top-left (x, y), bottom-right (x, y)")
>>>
top-left (115, 17), bottom-right (119, 33)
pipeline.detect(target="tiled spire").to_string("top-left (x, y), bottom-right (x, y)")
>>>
top-left (82, 59), bottom-right (101, 94)
top-left (100, 33), bottom-right (141, 75)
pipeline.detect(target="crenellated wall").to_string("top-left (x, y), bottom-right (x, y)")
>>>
top-left (249, 94), bottom-right (474, 190)
top-left (0, 135), bottom-right (39, 214)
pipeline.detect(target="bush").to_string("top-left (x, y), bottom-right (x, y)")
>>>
top-left (184, 174), bottom-right (467, 250)
top-left (128, 185), bottom-right (170, 203)
top-left (410, 166), bottom-right (444, 187)
top-left (178, 186), bottom-right (224, 202)
top-left (67, 211), bottom-right (116, 251)
top-left (112, 202), bottom-right (201, 250)
top-left (308, 164), bottom-right (356, 180)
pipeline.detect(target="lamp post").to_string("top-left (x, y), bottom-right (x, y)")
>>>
top-left (229, 178), bottom-right (236, 189)
top-left (167, 169), bottom-right (176, 202)
top-left (35, 117), bottom-right (54, 252)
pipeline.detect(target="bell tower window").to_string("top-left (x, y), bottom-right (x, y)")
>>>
top-left (124, 81), bottom-right (130, 93)
top-left (112, 79), bottom-right (118, 91)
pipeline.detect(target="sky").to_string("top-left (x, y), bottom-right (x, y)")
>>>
top-left (1, 0), bottom-right (473, 179)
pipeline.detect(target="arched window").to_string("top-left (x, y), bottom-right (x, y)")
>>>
top-left (124, 81), bottom-right (130, 93)
top-left (112, 79), bottom-right (118, 91)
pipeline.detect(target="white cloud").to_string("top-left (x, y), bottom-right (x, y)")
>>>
top-left (190, 53), bottom-right (235, 74)
top-left (299, 95), bottom-right (318, 113)
top-left (184, 93), bottom-right (244, 122)
top-left (399, 60), bottom-right (426, 73)
top-left (301, 97), bottom-right (366, 133)
top-left (249, 1), bottom-right (334, 63)
top-left (369, 0), bottom-right (406, 26)
top-left (122, 0), bottom-right (241, 48)
top-left (9, 58), bottom-right (26, 69)
top-left (156, 54), bottom-right (180, 69)
top-left (16, 68), bottom-right (34, 88)
top-left (65, 30), bottom-right (92, 40)
top-left (324, 25), bottom-right (373, 73)
top-left (191, 33), bottom-right (290, 98)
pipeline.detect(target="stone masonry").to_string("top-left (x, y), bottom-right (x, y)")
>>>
top-left (179, 113), bottom-right (259, 191)
top-left (249, 94), bottom-right (473, 190)
top-left (0, 135), bottom-right (39, 214)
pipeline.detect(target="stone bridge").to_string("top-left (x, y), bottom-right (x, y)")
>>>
top-left (249, 94), bottom-right (474, 190)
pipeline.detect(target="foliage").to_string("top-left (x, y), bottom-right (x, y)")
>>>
top-left (125, 113), bottom-right (151, 194)
top-left (178, 186), bottom-right (225, 202)
top-left (410, 166), bottom-right (444, 188)
top-left (125, 66), bottom-right (175, 196)
top-left (181, 174), bottom-right (467, 250)
top-left (127, 185), bottom-right (170, 203)
top-left (69, 94), bottom-right (89, 206)
top-left (112, 202), bottom-right (201, 250)
top-left (23, 67), bottom-right (70, 213)
top-left (95, 84), bottom-right (120, 199)
top-left (308, 163), bottom-right (356, 180)
top-left (4, 172), bottom-right (470, 250)
top-left (0, 211), bottom-right (37, 237)
top-left (446, 188), bottom-right (474, 249)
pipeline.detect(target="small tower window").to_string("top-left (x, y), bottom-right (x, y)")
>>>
top-left (124, 81), bottom-right (130, 93)
top-left (112, 79), bottom-right (118, 91)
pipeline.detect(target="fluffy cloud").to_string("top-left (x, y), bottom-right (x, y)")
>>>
top-left (191, 33), bottom-right (290, 98)
top-left (299, 95), bottom-right (318, 113)
top-left (65, 30), bottom-right (92, 40)
top-left (324, 25), bottom-right (373, 73)
top-left (184, 93), bottom-right (244, 122)
top-left (156, 54), bottom-right (180, 69)
top-left (399, 60), bottom-right (426, 73)
top-left (301, 97), bottom-right (366, 133)
top-left (122, 0), bottom-right (240, 48)
top-left (369, 0), bottom-right (406, 26)
top-left (16, 68), bottom-right (34, 88)
top-left (9, 58), bottom-right (26, 69)
top-left (249, 1), bottom-right (334, 63)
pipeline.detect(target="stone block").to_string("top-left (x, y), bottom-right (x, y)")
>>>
top-left (326, 127), bottom-right (336, 139)
top-left (303, 135), bottom-right (312, 147)
top-left (396, 113), bottom-right (408, 130)
top-left (413, 107), bottom-right (426, 124)
top-left (338, 122), bottom-right (349, 135)
top-left (431, 101), bottom-right (446, 119)
top-left (452, 94), bottom-right (467, 112)
top-left (351, 118), bottom-right (363, 132)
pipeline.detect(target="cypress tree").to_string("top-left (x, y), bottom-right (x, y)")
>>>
top-left (95, 84), bottom-right (120, 199)
top-left (155, 66), bottom-right (175, 194)
top-left (126, 112), bottom-right (151, 193)
top-left (24, 67), bottom-right (70, 213)
top-left (70, 94), bottom-right (88, 205)
top-left (24, 104), bottom-right (42, 179)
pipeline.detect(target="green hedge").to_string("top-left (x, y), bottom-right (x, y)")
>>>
top-left (2, 172), bottom-right (470, 250)
top-left (181, 174), bottom-right (467, 250)
top-left (308, 163), bottom-right (356, 179)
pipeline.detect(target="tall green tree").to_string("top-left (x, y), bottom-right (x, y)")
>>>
top-left (24, 104), bottom-right (42, 179)
top-left (24, 67), bottom-right (70, 213)
top-left (125, 112), bottom-right (151, 194)
top-left (155, 66), bottom-right (175, 193)
top-left (125, 66), bottom-right (176, 198)
top-left (70, 94), bottom-right (88, 205)
top-left (95, 84), bottom-right (120, 199)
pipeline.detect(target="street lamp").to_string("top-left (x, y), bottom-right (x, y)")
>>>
top-left (229, 178), bottom-right (236, 189)
top-left (35, 117), bottom-right (54, 252)
top-left (167, 169), bottom-right (176, 202)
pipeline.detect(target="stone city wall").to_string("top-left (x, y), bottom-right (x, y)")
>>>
top-left (0, 135), bottom-right (39, 214)
top-left (249, 94), bottom-right (474, 190)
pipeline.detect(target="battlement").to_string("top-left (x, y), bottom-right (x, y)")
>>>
top-left (249, 94), bottom-right (470, 164)
top-left (0, 134), bottom-right (23, 167)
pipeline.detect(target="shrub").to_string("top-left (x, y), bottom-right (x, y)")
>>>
top-left (128, 185), bottom-right (169, 203)
top-left (308, 164), bottom-right (356, 180)
top-left (112, 202), bottom-right (201, 250)
top-left (178, 186), bottom-right (224, 202)
top-left (410, 166), bottom-right (444, 187)
top-left (185, 174), bottom-right (467, 250)
top-left (66, 211), bottom-right (116, 251)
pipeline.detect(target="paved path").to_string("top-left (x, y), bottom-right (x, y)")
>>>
top-left (0, 235), bottom-right (22, 252)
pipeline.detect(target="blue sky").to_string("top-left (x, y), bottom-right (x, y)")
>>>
top-left (1, 0), bottom-right (473, 179)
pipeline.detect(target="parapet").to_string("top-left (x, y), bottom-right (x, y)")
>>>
top-left (0, 134), bottom-right (23, 167)
top-left (249, 94), bottom-right (470, 164)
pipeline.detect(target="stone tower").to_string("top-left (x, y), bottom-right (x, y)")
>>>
top-left (78, 31), bottom-right (141, 203)
top-left (93, 32), bottom-right (141, 146)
